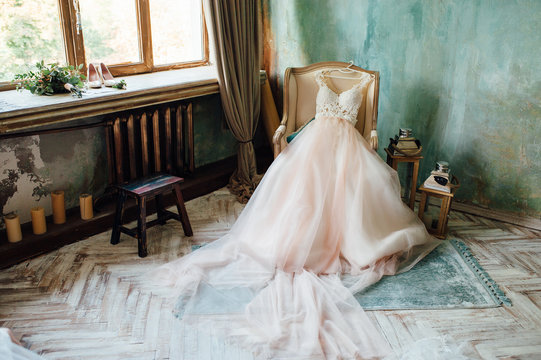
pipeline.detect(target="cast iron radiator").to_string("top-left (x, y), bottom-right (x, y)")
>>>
top-left (105, 101), bottom-right (194, 185)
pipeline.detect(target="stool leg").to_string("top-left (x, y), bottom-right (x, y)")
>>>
top-left (173, 183), bottom-right (193, 236)
top-left (111, 191), bottom-right (127, 245)
top-left (155, 194), bottom-right (167, 225)
top-left (137, 196), bottom-right (148, 257)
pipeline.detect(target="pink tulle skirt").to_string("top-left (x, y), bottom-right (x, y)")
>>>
top-left (151, 115), bottom-right (439, 359)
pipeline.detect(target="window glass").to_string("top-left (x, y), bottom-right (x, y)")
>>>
top-left (0, 0), bottom-right (65, 83)
top-left (79, 0), bottom-right (140, 65)
top-left (149, 0), bottom-right (203, 66)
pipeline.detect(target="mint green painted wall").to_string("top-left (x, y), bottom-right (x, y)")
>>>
top-left (264, 0), bottom-right (541, 217)
top-left (194, 94), bottom-right (237, 167)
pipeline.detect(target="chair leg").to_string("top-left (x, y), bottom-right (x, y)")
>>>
top-left (155, 194), bottom-right (167, 225)
top-left (111, 191), bottom-right (127, 245)
top-left (137, 196), bottom-right (148, 257)
top-left (173, 183), bottom-right (193, 236)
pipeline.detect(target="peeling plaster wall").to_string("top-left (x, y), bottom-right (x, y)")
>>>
top-left (0, 94), bottom-right (236, 225)
top-left (263, 0), bottom-right (541, 217)
top-left (0, 128), bottom-right (107, 224)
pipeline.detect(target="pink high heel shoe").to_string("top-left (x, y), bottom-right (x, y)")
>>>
top-left (87, 63), bottom-right (102, 88)
top-left (99, 63), bottom-right (117, 87)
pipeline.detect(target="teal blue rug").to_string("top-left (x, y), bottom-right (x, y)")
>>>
top-left (191, 239), bottom-right (510, 311)
top-left (351, 239), bottom-right (511, 310)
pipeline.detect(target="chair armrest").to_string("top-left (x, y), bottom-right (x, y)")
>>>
top-left (273, 124), bottom-right (286, 145)
top-left (273, 124), bottom-right (287, 158)
top-left (370, 129), bottom-right (378, 151)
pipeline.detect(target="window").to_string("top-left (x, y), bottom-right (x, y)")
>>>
top-left (0, 0), bottom-right (66, 83)
top-left (0, 0), bottom-right (208, 90)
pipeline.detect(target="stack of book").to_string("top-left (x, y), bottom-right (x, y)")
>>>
top-left (391, 137), bottom-right (419, 156)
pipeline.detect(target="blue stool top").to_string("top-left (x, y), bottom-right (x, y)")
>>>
top-left (118, 174), bottom-right (184, 195)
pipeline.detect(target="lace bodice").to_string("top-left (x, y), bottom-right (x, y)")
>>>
top-left (315, 70), bottom-right (374, 125)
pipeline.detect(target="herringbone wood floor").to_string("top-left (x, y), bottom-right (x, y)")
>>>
top-left (1, 188), bottom-right (540, 359)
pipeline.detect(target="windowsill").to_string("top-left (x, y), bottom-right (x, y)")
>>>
top-left (0, 66), bottom-right (219, 135)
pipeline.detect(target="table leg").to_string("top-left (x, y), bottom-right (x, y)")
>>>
top-left (437, 197), bottom-right (451, 238)
top-left (391, 158), bottom-right (398, 171)
top-left (409, 160), bottom-right (419, 210)
top-left (418, 192), bottom-right (427, 221)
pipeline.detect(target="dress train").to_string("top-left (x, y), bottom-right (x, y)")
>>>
top-left (150, 71), bottom-right (439, 359)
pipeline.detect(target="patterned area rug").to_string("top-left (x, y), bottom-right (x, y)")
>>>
top-left (192, 239), bottom-right (511, 311)
top-left (353, 239), bottom-right (511, 310)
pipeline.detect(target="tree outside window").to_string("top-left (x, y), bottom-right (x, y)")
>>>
top-left (0, 0), bottom-right (208, 90)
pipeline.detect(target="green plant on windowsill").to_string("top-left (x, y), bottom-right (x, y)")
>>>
top-left (112, 79), bottom-right (127, 90)
top-left (13, 61), bottom-right (86, 98)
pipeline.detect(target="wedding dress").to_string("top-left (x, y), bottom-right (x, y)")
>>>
top-left (152, 70), bottom-right (439, 359)
top-left (0, 328), bottom-right (44, 360)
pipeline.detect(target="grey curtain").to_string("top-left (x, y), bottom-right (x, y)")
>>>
top-left (204, 0), bottom-right (261, 203)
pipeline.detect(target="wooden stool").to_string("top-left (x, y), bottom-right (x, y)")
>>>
top-left (110, 174), bottom-right (193, 257)
top-left (417, 178), bottom-right (459, 239)
top-left (385, 147), bottom-right (423, 210)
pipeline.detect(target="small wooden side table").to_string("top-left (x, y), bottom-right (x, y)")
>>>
top-left (385, 147), bottom-right (423, 210)
top-left (417, 181), bottom-right (459, 239)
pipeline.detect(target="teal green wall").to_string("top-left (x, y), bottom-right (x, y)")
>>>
top-left (194, 94), bottom-right (237, 167)
top-left (1, 94), bottom-right (235, 224)
top-left (264, 0), bottom-right (541, 217)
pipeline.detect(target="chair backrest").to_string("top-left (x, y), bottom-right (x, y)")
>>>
top-left (282, 61), bottom-right (379, 142)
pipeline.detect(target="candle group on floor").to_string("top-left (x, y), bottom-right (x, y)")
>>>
top-left (3, 191), bottom-right (93, 242)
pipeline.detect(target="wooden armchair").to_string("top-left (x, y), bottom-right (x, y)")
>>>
top-left (272, 61), bottom-right (380, 158)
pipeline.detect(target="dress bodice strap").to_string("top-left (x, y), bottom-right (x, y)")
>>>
top-left (314, 69), bottom-right (374, 91)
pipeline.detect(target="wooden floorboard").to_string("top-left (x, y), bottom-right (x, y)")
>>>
top-left (0, 188), bottom-right (540, 359)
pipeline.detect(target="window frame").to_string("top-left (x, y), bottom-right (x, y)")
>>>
top-left (0, 0), bottom-right (209, 91)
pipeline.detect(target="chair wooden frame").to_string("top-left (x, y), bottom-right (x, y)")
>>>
top-left (272, 61), bottom-right (380, 158)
